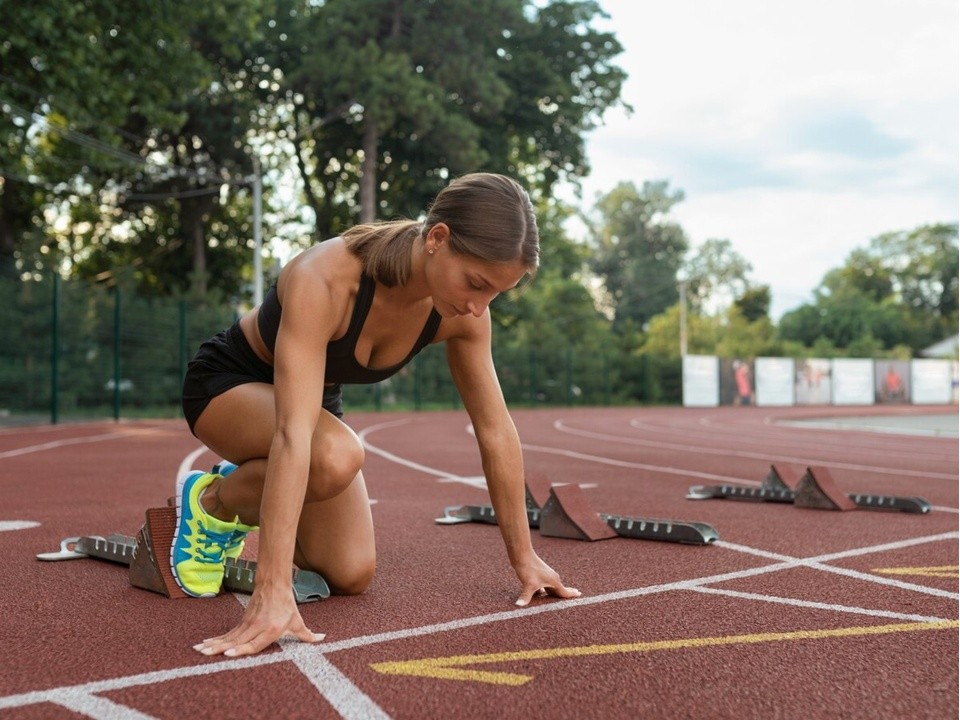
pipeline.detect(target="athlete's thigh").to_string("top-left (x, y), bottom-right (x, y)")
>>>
top-left (193, 382), bottom-right (276, 462)
top-left (195, 381), bottom-right (360, 473)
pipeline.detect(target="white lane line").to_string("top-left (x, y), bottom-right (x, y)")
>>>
top-left (932, 505), bottom-right (960, 514)
top-left (0, 521), bottom-right (40, 532)
top-left (520, 442), bottom-right (755, 485)
top-left (550, 420), bottom-right (957, 513)
top-left (716, 537), bottom-right (960, 600)
top-left (364, 421), bottom-right (603, 491)
top-left (0, 428), bottom-right (165, 460)
top-left (555, 419), bottom-right (955, 481)
top-left (177, 445), bottom-right (212, 483)
top-left (47, 691), bottom-right (156, 720)
top-left (688, 586), bottom-right (945, 623)
top-left (3, 530), bottom-right (955, 713)
top-left (315, 531), bottom-right (959, 655)
top-left (286, 646), bottom-right (391, 720)
top-left (359, 419), bottom-right (485, 488)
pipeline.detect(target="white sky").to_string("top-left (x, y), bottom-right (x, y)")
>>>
top-left (566, 0), bottom-right (958, 319)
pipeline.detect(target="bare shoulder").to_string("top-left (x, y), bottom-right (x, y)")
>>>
top-left (279, 240), bottom-right (361, 304)
top-left (275, 239), bottom-right (362, 338)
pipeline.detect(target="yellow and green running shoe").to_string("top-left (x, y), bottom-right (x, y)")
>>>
top-left (170, 471), bottom-right (237, 598)
top-left (208, 461), bottom-right (258, 560)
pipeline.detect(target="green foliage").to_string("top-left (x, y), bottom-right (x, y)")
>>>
top-left (641, 303), bottom-right (776, 360)
top-left (588, 180), bottom-right (689, 332)
top-left (778, 223), bottom-right (958, 355)
top-left (734, 285), bottom-right (771, 323)
top-left (1, 0), bottom-right (272, 298)
top-left (3, 0), bottom-right (627, 297)
top-left (683, 238), bottom-right (754, 314)
top-left (270, 0), bottom-right (628, 236)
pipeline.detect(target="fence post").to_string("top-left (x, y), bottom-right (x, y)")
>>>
top-left (113, 286), bottom-right (122, 421)
top-left (179, 300), bottom-right (188, 388)
top-left (414, 354), bottom-right (422, 411)
top-left (529, 348), bottom-right (537, 405)
top-left (50, 274), bottom-right (60, 424)
top-left (602, 354), bottom-right (610, 405)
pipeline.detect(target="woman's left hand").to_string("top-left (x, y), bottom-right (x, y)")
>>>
top-left (513, 553), bottom-right (581, 607)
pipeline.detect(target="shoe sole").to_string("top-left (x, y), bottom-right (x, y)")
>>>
top-left (170, 471), bottom-right (218, 599)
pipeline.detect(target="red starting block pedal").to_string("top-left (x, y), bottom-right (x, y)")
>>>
top-left (129, 506), bottom-right (190, 598)
top-left (793, 466), bottom-right (857, 511)
top-left (539, 484), bottom-right (618, 541)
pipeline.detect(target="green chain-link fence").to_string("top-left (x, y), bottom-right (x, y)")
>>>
top-left (0, 275), bottom-right (680, 424)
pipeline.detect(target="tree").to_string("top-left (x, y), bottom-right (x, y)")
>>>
top-left (734, 285), bottom-right (771, 323)
top-left (266, 0), bottom-right (627, 239)
top-left (869, 224), bottom-right (958, 324)
top-left (777, 223), bottom-right (958, 354)
top-left (0, 0), bottom-right (218, 277)
top-left (641, 304), bottom-right (718, 358)
top-left (588, 180), bottom-right (689, 333)
top-left (682, 238), bottom-right (753, 315)
top-left (1, 0), bottom-right (270, 299)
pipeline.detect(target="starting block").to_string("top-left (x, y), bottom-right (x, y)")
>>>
top-left (436, 476), bottom-right (718, 545)
top-left (686, 464), bottom-right (930, 514)
top-left (37, 504), bottom-right (330, 603)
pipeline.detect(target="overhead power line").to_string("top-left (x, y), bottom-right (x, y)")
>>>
top-left (0, 89), bottom-right (249, 187)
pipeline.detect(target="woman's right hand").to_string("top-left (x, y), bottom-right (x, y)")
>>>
top-left (193, 582), bottom-right (324, 658)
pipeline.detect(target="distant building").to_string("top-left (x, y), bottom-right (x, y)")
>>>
top-left (921, 335), bottom-right (959, 358)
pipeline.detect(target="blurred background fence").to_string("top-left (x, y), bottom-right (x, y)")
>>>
top-left (0, 276), bottom-right (681, 424)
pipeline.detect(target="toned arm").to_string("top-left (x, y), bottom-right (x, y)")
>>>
top-left (445, 311), bottom-right (580, 606)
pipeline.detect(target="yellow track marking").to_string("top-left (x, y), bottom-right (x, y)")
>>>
top-left (370, 620), bottom-right (959, 686)
top-left (872, 566), bottom-right (959, 579)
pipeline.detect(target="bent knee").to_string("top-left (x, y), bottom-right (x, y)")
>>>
top-left (308, 430), bottom-right (364, 498)
top-left (328, 559), bottom-right (376, 596)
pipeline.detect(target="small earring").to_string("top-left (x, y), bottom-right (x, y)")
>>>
top-left (428, 249), bottom-right (434, 255)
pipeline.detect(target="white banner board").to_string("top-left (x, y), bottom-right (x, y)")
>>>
top-left (910, 359), bottom-right (952, 404)
top-left (682, 355), bottom-right (719, 407)
top-left (832, 359), bottom-right (874, 405)
top-left (755, 357), bottom-right (795, 406)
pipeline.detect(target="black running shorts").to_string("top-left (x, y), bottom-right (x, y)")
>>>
top-left (181, 322), bottom-right (344, 435)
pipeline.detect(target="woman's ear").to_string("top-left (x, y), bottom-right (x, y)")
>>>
top-left (425, 223), bottom-right (450, 253)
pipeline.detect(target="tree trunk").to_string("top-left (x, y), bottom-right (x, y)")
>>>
top-left (180, 196), bottom-right (211, 299)
top-left (360, 116), bottom-right (379, 224)
top-left (0, 177), bottom-right (19, 279)
top-left (191, 218), bottom-right (207, 298)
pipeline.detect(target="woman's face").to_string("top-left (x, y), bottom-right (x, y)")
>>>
top-left (425, 227), bottom-right (528, 319)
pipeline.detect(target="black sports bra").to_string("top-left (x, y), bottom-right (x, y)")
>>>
top-left (257, 274), bottom-right (442, 384)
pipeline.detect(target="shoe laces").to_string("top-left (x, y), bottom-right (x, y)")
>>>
top-left (224, 527), bottom-right (249, 553)
top-left (193, 526), bottom-right (234, 564)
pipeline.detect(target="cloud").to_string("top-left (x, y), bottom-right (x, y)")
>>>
top-left (573, 0), bottom-right (958, 319)
top-left (785, 111), bottom-right (911, 160)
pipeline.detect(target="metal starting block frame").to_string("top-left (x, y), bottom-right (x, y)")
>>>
top-left (437, 479), bottom-right (718, 545)
top-left (686, 464), bottom-right (930, 514)
top-left (37, 505), bottom-right (329, 603)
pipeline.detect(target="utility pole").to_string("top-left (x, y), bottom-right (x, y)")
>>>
top-left (252, 157), bottom-right (263, 306)
top-left (678, 280), bottom-right (688, 357)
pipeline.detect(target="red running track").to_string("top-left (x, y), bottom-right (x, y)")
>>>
top-left (1, 405), bottom-right (957, 719)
